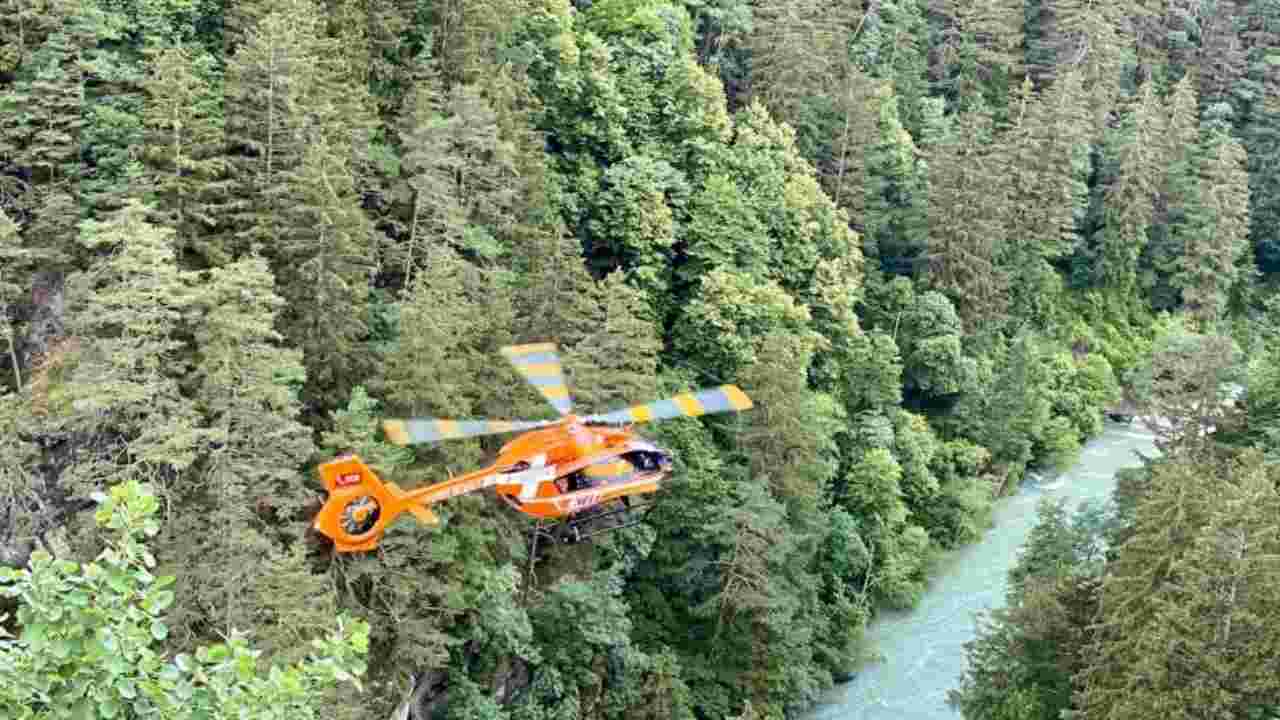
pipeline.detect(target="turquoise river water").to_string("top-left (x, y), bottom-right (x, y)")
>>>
top-left (805, 419), bottom-right (1159, 720)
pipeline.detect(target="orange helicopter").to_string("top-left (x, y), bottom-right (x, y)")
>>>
top-left (312, 342), bottom-right (753, 552)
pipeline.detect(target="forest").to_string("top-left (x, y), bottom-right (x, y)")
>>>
top-left (0, 0), bottom-right (1277, 717)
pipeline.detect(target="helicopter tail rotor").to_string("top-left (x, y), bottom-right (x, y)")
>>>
top-left (313, 455), bottom-right (440, 552)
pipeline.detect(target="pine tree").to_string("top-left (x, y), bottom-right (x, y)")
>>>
top-left (161, 251), bottom-right (327, 660)
top-left (923, 99), bottom-right (1008, 328)
top-left (1075, 450), bottom-right (1280, 720)
top-left (697, 474), bottom-right (797, 710)
top-left (1177, 106), bottom-right (1251, 329)
top-left (396, 66), bottom-right (523, 277)
top-left (1053, 0), bottom-right (1129, 136)
top-left (0, 1), bottom-right (93, 266)
top-left (1194, 0), bottom-right (1247, 111)
top-left (1125, 453), bottom-right (1280, 717)
top-left (396, 57), bottom-right (462, 280)
top-left (744, 0), bottom-right (850, 123)
top-left (62, 200), bottom-right (204, 478)
top-left (1240, 0), bottom-right (1280, 274)
top-left (431, 0), bottom-right (527, 88)
top-left (1098, 80), bottom-right (1162, 296)
top-left (137, 42), bottom-right (227, 266)
top-left (276, 133), bottom-right (376, 412)
top-left (735, 329), bottom-right (833, 505)
top-left (931, 0), bottom-right (1025, 105)
top-left (861, 81), bottom-right (927, 284)
top-left (1000, 71), bottom-right (1090, 322)
top-left (510, 221), bottom-right (599, 354)
top-left (1073, 455), bottom-right (1216, 720)
top-left (820, 69), bottom-right (879, 232)
top-left (1144, 73), bottom-right (1201, 309)
top-left (382, 243), bottom-right (479, 419)
top-left (221, 0), bottom-right (318, 259)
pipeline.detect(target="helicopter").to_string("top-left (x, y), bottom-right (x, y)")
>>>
top-left (312, 342), bottom-right (754, 553)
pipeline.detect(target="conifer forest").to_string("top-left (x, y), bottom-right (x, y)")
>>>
top-left (2, 0), bottom-right (1280, 717)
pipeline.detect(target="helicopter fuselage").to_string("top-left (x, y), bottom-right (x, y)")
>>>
top-left (489, 423), bottom-right (673, 518)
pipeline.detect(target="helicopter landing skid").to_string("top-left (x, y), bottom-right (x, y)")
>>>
top-left (526, 500), bottom-right (653, 557)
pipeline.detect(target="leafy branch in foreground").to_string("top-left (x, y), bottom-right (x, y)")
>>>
top-left (0, 479), bottom-right (370, 720)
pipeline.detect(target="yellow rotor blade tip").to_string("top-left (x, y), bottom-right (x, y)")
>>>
top-left (723, 385), bottom-right (754, 410)
top-left (382, 419), bottom-right (410, 446)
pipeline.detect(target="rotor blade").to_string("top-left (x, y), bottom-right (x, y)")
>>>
top-left (382, 417), bottom-right (553, 446)
top-left (583, 385), bottom-right (753, 425)
top-left (500, 342), bottom-right (575, 416)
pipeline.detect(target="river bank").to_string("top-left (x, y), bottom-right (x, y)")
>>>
top-left (805, 418), bottom-right (1159, 720)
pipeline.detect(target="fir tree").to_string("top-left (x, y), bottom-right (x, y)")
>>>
top-left (137, 42), bottom-right (227, 266)
top-left (62, 200), bottom-right (203, 479)
top-left (923, 99), bottom-right (1008, 327)
top-left (744, 0), bottom-right (851, 123)
top-left (275, 132), bottom-right (376, 412)
top-left (221, 0), bottom-right (318, 259)
top-left (1001, 71), bottom-right (1090, 322)
top-left (1177, 105), bottom-right (1251, 329)
top-left (160, 251), bottom-right (325, 660)
top-left (1098, 80), bottom-right (1162, 296)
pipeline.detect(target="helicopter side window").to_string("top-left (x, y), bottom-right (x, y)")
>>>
top-left (568, 471), bottom-right (592, 492)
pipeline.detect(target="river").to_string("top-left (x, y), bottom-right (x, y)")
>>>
top-left (805, 418), bottom-right (1159, 720)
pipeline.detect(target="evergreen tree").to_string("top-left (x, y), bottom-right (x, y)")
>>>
top-left (735, 329), bottom-right (834, 505)
top-left (275, 132), bottom-right (376, 412)
top-left (382, 243), bottom-right (476, 420)
top-left (1144, 73), bottom-right (1201, 310)
top-left (1001, 70), bottom-right (1090, 323)
top-left (1176, 104), bottom-right (1252, 329)
top-left (1240, 1), bottom-right (1280, 273)
top-left (1097, 80), bottom-right (1162, 296)
top-left (1194, 0), bottom-right (1247, 110)
top-left (161, 252), bottom-right (327, 660)
top-left (1054, 0), bottom-right (1129, 136)
top-left (1075, 450), bottom-right (1280, 720)
top-left (221, 0), bottom-right (320, 260)
top-left (930, 0), bottom-right (1024, 110)
top-left (137, 42), bottom-right (227, 266)
top-left (1116, 453), bottom-right (1280, 718)
top-left (923, 99), bottom-right (1008, 327)
top-left (61, 200), bottom-right (203, 480)
top-left (744, 0), bottom-right (850, 123)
